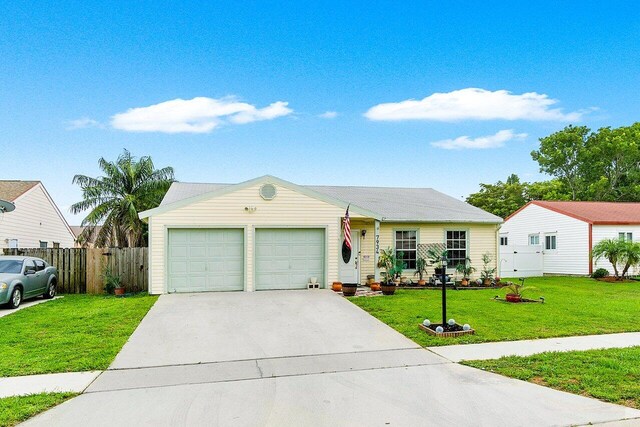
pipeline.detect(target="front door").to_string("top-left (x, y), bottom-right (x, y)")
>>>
top-left (339, 229), bottom-right (360, 284)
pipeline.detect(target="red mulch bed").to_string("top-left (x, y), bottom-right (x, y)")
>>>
top-left (595, 277), bottom-right (635, 283)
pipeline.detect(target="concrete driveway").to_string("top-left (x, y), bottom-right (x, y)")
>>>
top-left (24, 291), bottom-right (640, 426)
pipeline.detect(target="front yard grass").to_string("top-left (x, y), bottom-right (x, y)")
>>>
top-left (0, 392), bottom-right (77, 427)
top-left (349, 276), bottom-right (640, 346)
top-left (0, 294), bottom-right (157, 377)
top-left (463, 346), bottom-right (640, 409)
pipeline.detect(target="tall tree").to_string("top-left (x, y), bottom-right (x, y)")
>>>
top-left (71, 150), bottom-right (175, 247)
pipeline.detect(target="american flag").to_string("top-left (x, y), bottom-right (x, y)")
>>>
top-left (343, 205), bottom-right (351, 250)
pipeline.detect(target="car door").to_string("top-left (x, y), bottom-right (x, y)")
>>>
top-left (22, 260), bottom-right (38, 297)
top-left (33, 260), bottom-right (48, 294)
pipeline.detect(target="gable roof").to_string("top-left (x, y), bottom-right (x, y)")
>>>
top-left (0, 180), bottom-right (39, 202)
top-left (509, 201), bottom-right (640, 225)
top-left (150, 176), bottom-right (502, 223)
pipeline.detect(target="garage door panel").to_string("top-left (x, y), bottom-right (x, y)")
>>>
top-left (255, 229), bottom-right (325, 291)
top-left (168, 229), bottom-right (244, 293)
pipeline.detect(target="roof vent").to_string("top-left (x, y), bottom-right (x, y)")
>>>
top-left (259, 183), bottom-right (277, 200)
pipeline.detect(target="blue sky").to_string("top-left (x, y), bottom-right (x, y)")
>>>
top-left (1, 1), bottom-right (639, 224)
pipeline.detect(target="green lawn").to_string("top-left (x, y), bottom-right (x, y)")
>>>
top-left (0, 393), bottom-right (77, 427)
top-left (0, 294), bottom-right (157, 377)
top-left (463, 347), bottom-right (640, 409)
top-left (349, 277), bottom-right (640, 346)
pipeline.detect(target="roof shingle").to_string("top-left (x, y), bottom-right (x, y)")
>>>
top-left (0, 180), bottom-right (39, 202)
top-left (527, 201), bottom-right (640, 224)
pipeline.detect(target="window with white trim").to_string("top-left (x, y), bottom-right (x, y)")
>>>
top-left (529, 234), bottom-right (540, 245)
top-left (395, 230), bottom-right (417, 270)
top-left (8, 239), bottom-right (18, 249)
top-left (446, 230), bottom-right (467, 268)
top-left (618, 232), bottom-right (633, 241)
top-left (40, 241), bottom-right (48, 249)
top-left (545, 234), bottom-right (557, 250)
top-left (500, 236), bottom-right (508, 246)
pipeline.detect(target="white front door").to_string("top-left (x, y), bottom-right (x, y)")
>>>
top-left (339, 230), bottom-right (360, 284)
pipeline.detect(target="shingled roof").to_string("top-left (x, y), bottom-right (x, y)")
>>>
top-left (158, 178), bottom-right (502, 223)
top-left (520, 200), bottom-right (640, 225)
top-left (0, 180), bottom-right (39, 202)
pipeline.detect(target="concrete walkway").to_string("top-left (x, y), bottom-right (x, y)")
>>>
top-left (428, 331), bottom-right (640, 362)
top-left (0, 371), bottom-right (100, 398)
top-left (0, 296), bottom-right (61, 318)
top-left (19, 292), bottom-right (640, 426)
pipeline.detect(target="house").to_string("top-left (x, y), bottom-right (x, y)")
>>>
top-left (71, 225), bottom-right (102, 248)
top-left (500, 200), bottom-right (640, 276)
top-left (139, 175), bottom-right (502, 294)
top-left (0, 180), bottom-right (76, 250)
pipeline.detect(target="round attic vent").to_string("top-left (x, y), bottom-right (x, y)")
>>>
top-left (259, 183), bottom-right (277, 200)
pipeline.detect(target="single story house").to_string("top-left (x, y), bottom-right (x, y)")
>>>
top-left (500, 200), bottom-right (640, 276)
top-left (71, 225), bottom-right (103, 248)
top-left (140, 175), bottom-right (501, 294)
top-left (0, 180), bottom-right (76, 250)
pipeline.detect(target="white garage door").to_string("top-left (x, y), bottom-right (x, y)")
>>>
top-left (168, 229), bottom-right (244, 293)
top-left (255, 229), bottom-right (325, 290)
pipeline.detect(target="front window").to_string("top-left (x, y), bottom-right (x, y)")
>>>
top-left (529, 234), bottom-right (540, 245)
top-left (545, 234), bottom-right (557, 250)
top-left (395, 230), bottom-right (417, 270)
top-left (619, 232), bottom-right (633, 241)
top-left (446, 230), bottom-right (467, 268)
top-left (0, 260), bottom-right (23, 274)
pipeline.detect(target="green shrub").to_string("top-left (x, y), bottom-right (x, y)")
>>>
top-left (592, 268), bottom-right (610, 279)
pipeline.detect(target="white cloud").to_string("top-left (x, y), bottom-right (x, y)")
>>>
top-left (364, 88), bottom-right (585, 122)
top-left (111, 97), bottom-right (293, 133)
top-left (318, 111), bottom-right (338, 119)
top-left (66, 117), bottom-right (102, 130)
top-left (431, 129), bottom-right (527, 150)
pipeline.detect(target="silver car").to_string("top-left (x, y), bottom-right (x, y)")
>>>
top-left (0, 256), bottom-right (58, 309)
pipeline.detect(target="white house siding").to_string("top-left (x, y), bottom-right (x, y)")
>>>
top-left (0, 184), bottom-right (75, 249)
top-left (377, 222), bottom-right (499, 280)
top-left (148, 182), bottom-right (366, 294)
top-left (501, 204), bottom-right (590, 275)
top-left (592, 225), bottom-right (640, 275)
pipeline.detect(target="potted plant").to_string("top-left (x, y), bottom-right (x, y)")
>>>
top-left (341, 282), bottom-right (358, 296)
top-left (332, 281), bottom-right (343, 292)
top-left (480, 252), bottom-right (496, 286)
top-left (414, 257), bottom-right (428, 286)
top-left (502, 279), bottom-right (533, 302)
top-left (426, 247), bottom-right (448, 276)
top-left (455, 258), bottom-right (475, 286)
top-left (378, 248), bottom-right (403, 295)
top-left (104, 268), bottom-right (124, 295)
top-left (370, 282), bottom-right (381, 292)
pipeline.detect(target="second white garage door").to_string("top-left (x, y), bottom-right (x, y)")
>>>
top-left (255, 228), bottom-right (325, 290)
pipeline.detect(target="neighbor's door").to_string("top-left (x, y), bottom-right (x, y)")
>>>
top-left (339, 229), bottom-right (360, 284)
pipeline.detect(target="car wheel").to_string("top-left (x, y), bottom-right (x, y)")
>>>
top-left (9, 287), bottom-right (22, 309)
top-left (43, 282), bottom-right (56, 299)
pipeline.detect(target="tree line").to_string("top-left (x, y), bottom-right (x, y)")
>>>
top-left (466, 122), bottom-right (640, 218)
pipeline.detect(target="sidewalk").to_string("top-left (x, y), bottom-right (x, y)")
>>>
top-left (0, 371), bottom-right (101, 398)
top-left (0, 296), bottom-right (61, 318)
top-left (427, 332), bottom-right (640, 362)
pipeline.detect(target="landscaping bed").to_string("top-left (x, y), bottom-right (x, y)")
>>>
top-left (0, 294), bottom-right (157, 377)
top-left (0, 392), bottom-right (77, 427)
top-left (348, 276), bottom-right (640, 347)
top-left (463, 346), bottom-right (640, 409)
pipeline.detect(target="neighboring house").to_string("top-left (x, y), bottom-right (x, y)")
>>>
top-left (500, 200), bottom-right (640, 276)
top-left (139, 175), bottom-right (502, 294)
top-left (71, 225), bottom-right (102, 248)
top-left (0, 180), bottom-right (76, 250)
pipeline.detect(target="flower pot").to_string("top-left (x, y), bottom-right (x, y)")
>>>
top-left (483, 278), bottom-right (491, 286)
top-left (461, 278), bottom-right (469, 286)
top-left (367, 277), bottom-right (375, 285)
top-left (114, 287), bottom-right (125, 296)
top-left (417, 279), bottom-right (426, 286)
top-left (341, 283), bottom-right (358, 296)
top-left (506, 293), bottom-right (521, 303)
top-left (370, 282), bottom-right (381, 291)
top-left (331, 282), bottom-right (343, 292)
top-left (381, 283), bottom-right (396, 295)
top-left (434, 267), bottom-right (444, 276)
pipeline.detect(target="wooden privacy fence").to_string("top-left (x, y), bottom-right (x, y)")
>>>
top-left (2, 247), bottom-right (148, 294)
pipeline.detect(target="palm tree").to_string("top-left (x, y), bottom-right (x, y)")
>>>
top-left (592, 239), bottom-right (623, 279)
top-left (620, 241), bottom-right (640, 278)
top-left (71, 150), bottom-right (174, 247)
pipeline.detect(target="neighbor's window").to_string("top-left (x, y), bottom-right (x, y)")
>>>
top-left (500, 236), bottom-right (508, 246)
top-left (618, 232), bottom-right (633, 241)
top-left (39, 241), bottom-right (48, 249)
top-left (53, 242), bottom-right (60, 249)
top-left (8, 239), bottom-right (18, 249)
top-left (446, 230), bottom-right (467, 268)
top-left (529, 234), bottom-right (540, 245)
top-left (395, 230), bottom-right (417, 270)
top-left (545, 234), bottom-right (557, 250)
